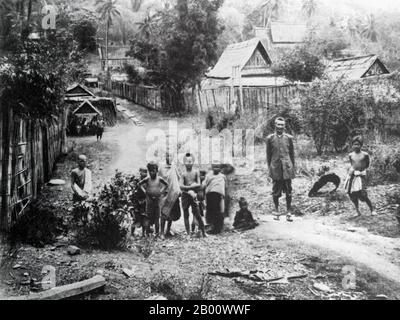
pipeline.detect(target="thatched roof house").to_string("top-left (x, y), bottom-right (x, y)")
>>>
top-left (205, 38), bottom-right (286, 89)
top-left (65, 84), bottom-right (95, 101)
top-left (326, 55), bottom-right (390, 80)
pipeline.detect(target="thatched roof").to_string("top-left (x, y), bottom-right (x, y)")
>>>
top-left (206, 38), bottom-right (272, 79)
top-left (326, 55), bottom-right (390, 80)
top-left (66, 84), bottom-right (95, 99)
top-left (73, 100), bottom-right (102, 116)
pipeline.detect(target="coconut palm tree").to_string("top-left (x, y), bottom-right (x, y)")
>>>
top-left (362, 14), bottom-right (378, 42)
top-left (302, 0), bottom-right (318, 20)
top-left (260, 0), bottom-right (286, 27)
top-left (96, 0), bottom-right (121, 75)
top-left (130, 0), bottom-right (143, 12)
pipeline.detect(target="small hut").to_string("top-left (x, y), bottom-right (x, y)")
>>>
top-left (65, 84), bottom-right (95, 102)
top-left (326, 55), bottom-right (390, 80)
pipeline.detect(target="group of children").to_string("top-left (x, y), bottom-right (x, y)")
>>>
top-left (133, 153), bottom-right (250, 239)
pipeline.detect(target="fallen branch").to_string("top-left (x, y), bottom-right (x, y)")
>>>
top-left (5, 275), bottom-right (106, 300)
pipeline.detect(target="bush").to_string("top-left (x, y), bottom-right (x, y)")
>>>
top-left (368, 146), bottom-right (400, 186)
top-left (72, 171), bottom-right (137, 250)
top-left (300, 80), bottom-right (367, 155)
top-left (205, 109), bottom-right (237, 132)
top-left (272, 45), bottom-right (325, 83)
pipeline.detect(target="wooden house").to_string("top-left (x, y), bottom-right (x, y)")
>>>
top-left (325, 55), bottom-right (390, 80)
top-left (204, 38), bottom-right (286, 89)
top-left (65, 84), bottom-right (95, 102)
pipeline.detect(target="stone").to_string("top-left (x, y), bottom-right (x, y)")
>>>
top-left (67, 246), bottom-right (80, 256)
top-left (313, 282), bottom-right (332, 293)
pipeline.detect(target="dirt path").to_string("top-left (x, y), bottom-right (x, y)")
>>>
top-left (254, 216), bottom-right (400, 284)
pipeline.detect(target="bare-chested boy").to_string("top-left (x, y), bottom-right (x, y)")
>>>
top-left (139, 162), bottom-right (168, 237)
top-left (344, 136), bottom-right (376, 217)
top-left (180, 153), bottom-right (206, 237)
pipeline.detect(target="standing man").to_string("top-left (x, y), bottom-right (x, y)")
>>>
top-left (266, 117), bottom-right (295, 222)
top-left (71, 155), bottom-right (93, 202)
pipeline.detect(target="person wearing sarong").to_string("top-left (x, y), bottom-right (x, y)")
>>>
top-left (159, 152), bottom-right (181, 238)
top-left (203, 163), bottom-right (227, 235)
top-left (344, 136), bottom-right (376, 217)
top-left (71, 155), bottom-right (93, 202)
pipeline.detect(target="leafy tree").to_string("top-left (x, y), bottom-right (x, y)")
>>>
top-left (0, 6), bottom-right (87, 119)
top-left (73, 19), bottom-right (98, 52)
top-left (128, 0), bottom-right (224, 112)
top-left (272, 44), bottom-right (325, 83)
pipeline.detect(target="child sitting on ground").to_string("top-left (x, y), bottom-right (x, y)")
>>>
top-left (344, 136), bottom-right (376, 217)
top-left (233, 198), bottom-right (259, 231)
top-left (139, 162), bottom-right (168, 237)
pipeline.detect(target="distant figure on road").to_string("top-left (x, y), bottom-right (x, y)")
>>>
top-left (266, 117), bottom-right (296, 222)
top-left (71, 155), bottom-right (92, 202)
top-left (344, 136), bottom-right (376, 217)
top-left (96, 118), bottom-right (105, 141)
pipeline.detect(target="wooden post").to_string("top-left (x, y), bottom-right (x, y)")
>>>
top-left (1, 106), bottom-right (12, 231)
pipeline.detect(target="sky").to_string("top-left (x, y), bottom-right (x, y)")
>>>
top-left (320, 0), bottom-right (400, 12)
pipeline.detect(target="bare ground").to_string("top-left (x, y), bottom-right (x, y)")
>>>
top-left (1, 99), bottom-right (400, 300)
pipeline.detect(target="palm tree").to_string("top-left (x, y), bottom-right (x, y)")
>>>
top-left (130, 0), bottom-right (143, 12)
top-left (135, 12), bottom-right (157, 41)
top-left (362, 14), bottom-right (378, 42)
top-left (260, 0), bottom-right (286, 27)
top-left (96, 0), bottom-right (121, 75)
top-left (302, 0), bottom-right (317, 20)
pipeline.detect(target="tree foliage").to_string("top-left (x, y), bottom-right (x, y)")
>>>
top-left (127, 0), bottom-right (224, 110)
top-left (0, 6), bottom-right (87, 118)
top-left (272, 43), bottom-right (325, 83)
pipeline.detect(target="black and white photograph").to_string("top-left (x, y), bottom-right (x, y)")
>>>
top-left (0, 0), bottom-right (400, 306)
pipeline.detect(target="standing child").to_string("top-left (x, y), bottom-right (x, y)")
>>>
top-left (180, 153), bottom-right (206, 238)
top-left (344, 136), bottom-right (376, 217)
top-left (139, 162), bottom-right (168, 237)
top-left (203, 163), bottom-right (227, 235)
top-left (191, 170), bottom-right (207, 233)
top-left (133, 168), bottom-right (149, 237)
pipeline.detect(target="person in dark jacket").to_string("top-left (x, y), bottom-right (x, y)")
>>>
top-left (266, 117), bottom-right (296, 222)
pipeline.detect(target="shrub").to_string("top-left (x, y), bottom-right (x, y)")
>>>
top-left (72, 171), bottom-right (137, 250)
top-left (368, 145), bottom-right (400, 186)
top-left (301, 80), bottom-right (367, 155)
